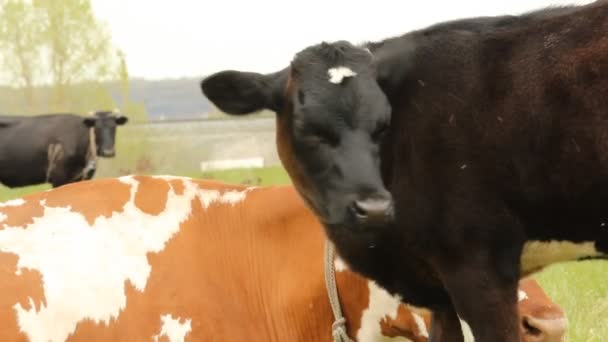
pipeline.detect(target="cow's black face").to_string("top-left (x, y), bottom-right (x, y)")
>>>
top-left (202, 41), bottom-right (394, 230)
top-left (287, 44), bottom-right (394, 227)
top-left (83, 111), bottom-right (128, 157)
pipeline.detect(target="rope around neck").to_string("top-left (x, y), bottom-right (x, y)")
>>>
top-left (70, 127), bottom-right (98, 182)
top-left (324, 241), bottom-right (354, 342)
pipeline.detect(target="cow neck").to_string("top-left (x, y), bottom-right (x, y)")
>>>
top-left (70, 127), bottom-right (98, 182)
top-left (324, 240), bottom-right (353, 342)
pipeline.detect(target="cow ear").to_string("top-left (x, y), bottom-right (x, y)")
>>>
top-left (83, 118), bottom-right (97, 127)
top-left (201, 68), bottom-right (287, 115)
top-left (115, 116), bottom-right (128, 125)
top-left (372, 40), bottom-right (415, 98)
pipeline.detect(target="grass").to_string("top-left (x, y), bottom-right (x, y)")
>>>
top-left (195, 165), bottom-right (292, 186)
top-left (1, 166), bottom-right (607, 341)
top-left (0, 184), bottom-right (50, 202)
top-left (0, 166), bottom-right (291, 202)
top-left (534, 261), bottom-right (608, 342)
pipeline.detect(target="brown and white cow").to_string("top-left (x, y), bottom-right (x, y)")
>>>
top-left (0, 176), bottom-right (565, 341)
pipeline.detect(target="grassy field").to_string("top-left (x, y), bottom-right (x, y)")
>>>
top-left (0, 166), bottom-right (292, 202)
top-left (1, 166), bottom-right (607, 341)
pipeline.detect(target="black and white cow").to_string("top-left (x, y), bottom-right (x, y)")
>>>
top-left (202, 1), bottom-right (608, 341)
top-left (0, 111), bottom-right (128, 188)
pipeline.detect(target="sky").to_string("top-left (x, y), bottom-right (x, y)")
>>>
top-left (90, 0), bottom-right (595, 80)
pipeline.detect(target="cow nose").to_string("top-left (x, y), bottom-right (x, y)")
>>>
top-left (102, 149), bottom-right (115, 156)
top-left (351, 194), bottom-right (394, 224)
top-left (522, 315), bottom-right (568, 342)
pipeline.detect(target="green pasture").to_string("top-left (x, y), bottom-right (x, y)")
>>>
top-left (1, 165), bottom-right (607, 341)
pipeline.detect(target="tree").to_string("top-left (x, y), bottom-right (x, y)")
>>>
top-left (0, 0), bottom-right (149, 121)
top-left (0, 0), bottom-right (44, 109)
top-left (33, 0), bottom-right (120, 111)
top-left (117, 49), bottom-right (146, 122)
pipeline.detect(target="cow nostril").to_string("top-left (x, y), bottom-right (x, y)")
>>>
top-left (523, 316), bottom-right (542, 337)
top-left (351, 197), bottom-right (393, 222)
top-left (352, 201), bottom-right (370, 218)
top-left (521, 315), bottom-right (568, 342)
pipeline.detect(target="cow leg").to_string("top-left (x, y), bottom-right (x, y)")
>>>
top-left (428, 308), bottom-right (464, 342)
top-left (436, 250), bottom-right (521, 342)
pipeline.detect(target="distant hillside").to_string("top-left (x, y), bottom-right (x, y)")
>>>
top-left (112, 77), bottom-right (213, 120)
top-left (0, 77), bottom-right (216, 121)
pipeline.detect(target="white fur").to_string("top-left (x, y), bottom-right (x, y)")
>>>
top-left (412, 312), bottom-right (429, 338)
top-left (459, 318), bottom-right (475, 342)
top-left (357, 281), bottom-right (412, 342)
top-left (518, 289), bottom-right (528, 302)
top-left (0, 176), bottom-right (248, 342)
top-left (521, 240), bottom-right (603, 275)
top-left (197, 189), bottom-right (249, 209)
top-left (328, 66), bottom-right (357, 84)
top-left (153, 314), bottom-right (192, 342)
top-left (0, 198), bottom-right (25, 207)
top-left (334, 257), bottom-right (348, 272)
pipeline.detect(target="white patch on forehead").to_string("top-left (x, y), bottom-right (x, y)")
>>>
top-left (0, 198), bottom-right (26, 207)
top-left (153, 314), bottom-right (192, 342)
top-left (328, 66), bottom-right (357, 84)
top-left (411, 312), bottom-right (429, 338)
top-left (334, 257), bottom-right (348, 272)
top-left (0, 176), bottom-right (247, 342)
top-left (357, 281), bottom-right (412, 342)
top-left (521, 240), bottom-right (603, 275)
top-left (518, 289), bottom-right (528, 302)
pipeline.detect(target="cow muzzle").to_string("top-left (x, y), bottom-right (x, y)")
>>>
top-left (522, 315), bottom-right (568, 342)
top-left (101, 149), bottom-right (116, 157)
top-left (350, 192), bottom-right (395, 226)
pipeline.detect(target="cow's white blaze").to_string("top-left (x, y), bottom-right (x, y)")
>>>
top-left (358, 281), bottom-right (412, 342)
top-left (0, 198), bottom-right (25, 207)
top-left (0, 176), bottom-right (249, 342)
top-left (153, 314), bottom-right (192, 342)
top-left (521, 240), bottom-right (603, 274)
top-left (328, 66), bottom-right (357, 84)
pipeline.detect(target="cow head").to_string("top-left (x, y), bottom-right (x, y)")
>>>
top-left (83, 110), bottom-right (128, 157)
top-left (202, 41), bottom-right (394, 231)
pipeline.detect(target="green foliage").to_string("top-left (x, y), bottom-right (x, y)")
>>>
top-left (0, 0), bottom-right (147, 120)
top-left (0, 0), bottom-right (44, 109)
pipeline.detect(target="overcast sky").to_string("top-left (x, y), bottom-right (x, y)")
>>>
top-left (90, 0), bottom-right (594, 80)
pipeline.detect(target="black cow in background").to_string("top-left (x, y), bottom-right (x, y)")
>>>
top-left (0, 111), bottom-right (128, 188)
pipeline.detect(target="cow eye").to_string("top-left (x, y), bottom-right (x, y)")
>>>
top-left (302, 132), bottom-right (339, 148)
top-left (372, 123), bottom-right (389, 142)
